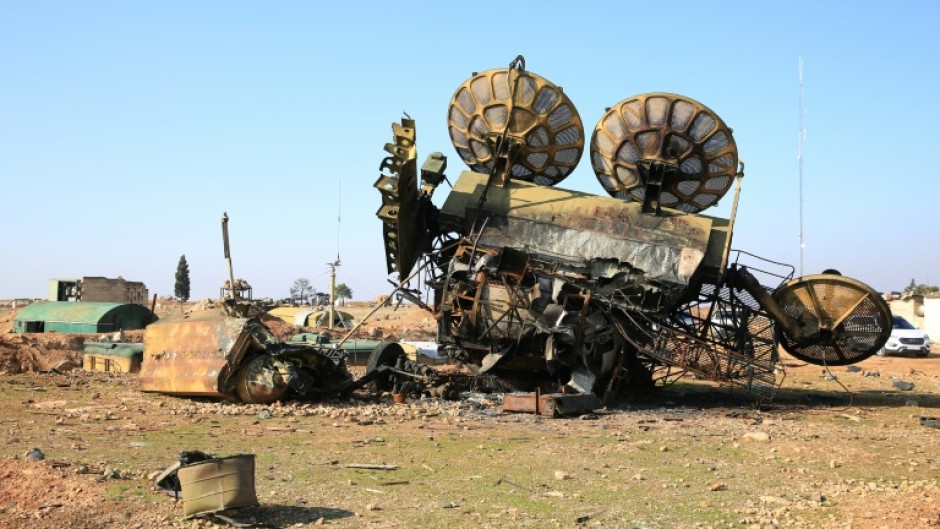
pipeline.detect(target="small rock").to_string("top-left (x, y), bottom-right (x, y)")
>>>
top-left (256, 410), bottom-right (273, 420)
top-left (742, 431), bottom-right (771, 443)
top-left (893, 380), bottom-right (915, 391)
top-left (863, 370), bottom-right (880, 378)
top-left (26, 448), bottom-right (44, 461)
top-left (659, 446), bottom-right (669, 452)
top-left (442, 501), bottom-right (460, 509)
top-left (846, 365), bottom-right (862, 373)
top-left (708, 482), bottom-right (727, 492)
top-left (554, 471), bottom-right (572, 481)
top-left (829, 460), bottom-right (840, 469)
top-left (365, 503), bottom-right (380, 512)
top-left (809, 492), bottom-right (826, 502)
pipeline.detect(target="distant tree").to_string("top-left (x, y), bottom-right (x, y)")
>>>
top-left (290, 278), bottom-right (313, 305)
top-left (174, 255), bottom-right (191, 301)
top-left (912, 284), bottom-right (939, 296)
top-left (335, 283), bottom-right (353, 305)
top-left (908, 278), bottom-right (917, 292)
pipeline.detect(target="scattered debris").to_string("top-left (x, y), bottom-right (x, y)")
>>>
top-left (26, 448), bottom-right (44, 461)
top-left (892, 380), bottom-right (915, 391)
top-left (863, 370), bottom-right (881, 378)
top-left (845, 365), bottom-right (862, 373)
top-left (344, 464), bottom-right (398, 471)
top-left (742, 431), bottom-right (770, 443)
top-left (920, 417), bottom-right (940, 429)
top-left (501, 393), bottom-right (602, 417)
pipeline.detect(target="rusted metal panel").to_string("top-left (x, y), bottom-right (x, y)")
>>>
top-left (138, 316), bottom-right (253, 398)
top-left (501, 392), bottom-right (602, 417)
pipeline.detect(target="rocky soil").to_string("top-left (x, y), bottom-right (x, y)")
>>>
top-left (0, 302), bottom-right (937, 528)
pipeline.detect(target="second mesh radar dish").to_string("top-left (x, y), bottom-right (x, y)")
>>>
top-left (447, 61), bottom-right (584, 186)
top-left (590, 93), bottom-right (739, 213)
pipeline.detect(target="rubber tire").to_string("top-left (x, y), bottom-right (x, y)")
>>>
top-left (366, 342), bottom-right (406, 392)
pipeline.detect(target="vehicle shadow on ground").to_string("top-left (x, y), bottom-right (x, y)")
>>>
top-left (620, 380), bottom-right (940, 410)
top-left (236, 504), bottom-right (354, 525)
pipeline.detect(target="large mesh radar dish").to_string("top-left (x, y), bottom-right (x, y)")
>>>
top-left (590, 93), bottom-right (738, 213)
top-left (447, 63), bottom-right (584, 186)
top-left (773, 274), bottom-right (891, 366)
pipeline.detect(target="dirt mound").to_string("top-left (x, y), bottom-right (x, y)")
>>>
top-left (258, 312), bottom-right (300, 340)
top-left (0, 308), bottom-right (17, 334)
top-left (358, 306), bottom-right (437, 342)
top-left (0, 334), bottom-right (87, 375)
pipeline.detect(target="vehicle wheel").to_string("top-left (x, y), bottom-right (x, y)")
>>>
top-left (366, 342), bottom-right (405, 392)
top-left (917, 351), bottom-right (929, 358)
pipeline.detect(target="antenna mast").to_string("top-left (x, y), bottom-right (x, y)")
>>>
top-left (798, 58), bottom-right (806, 277)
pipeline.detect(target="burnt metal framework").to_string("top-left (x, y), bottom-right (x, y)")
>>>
top-left (632, 252), bottom-right (795, 399)
top-left (394, 227), bottom-right (790, 401)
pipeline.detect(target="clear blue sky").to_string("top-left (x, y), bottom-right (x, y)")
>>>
top-left (2, 1), bottom-right (937, 301)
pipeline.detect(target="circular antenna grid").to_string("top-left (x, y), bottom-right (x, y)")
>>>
top-left (448, 68), bottom-right (584, 185)
top-left (773, 275), bottom-right (891, 366)
top-left (590, 93), bottom-right (738, 213)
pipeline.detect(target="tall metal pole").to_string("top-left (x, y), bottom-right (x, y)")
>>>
top-left (798, 58), bottom-right (806, 277)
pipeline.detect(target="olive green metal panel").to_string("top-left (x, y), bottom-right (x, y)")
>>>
top-left (439, 171), bottom-right (715, 287)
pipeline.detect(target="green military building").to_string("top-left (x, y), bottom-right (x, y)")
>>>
top-left (12, 301), bottom-right (155, 334)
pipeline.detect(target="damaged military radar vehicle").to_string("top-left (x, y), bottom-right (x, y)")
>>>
top-left (372, 55), bottom-right (891, 402)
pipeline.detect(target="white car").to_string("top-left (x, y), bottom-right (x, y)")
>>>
top-left (877, 315), bottom-right (930, 357)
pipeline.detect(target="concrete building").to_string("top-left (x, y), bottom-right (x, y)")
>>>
top-left (889, 295), bottom-right (938, 343)
top-left (48, 276), bottom-right (149, 306)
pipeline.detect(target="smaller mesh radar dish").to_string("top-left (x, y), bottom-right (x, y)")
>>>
top-left (591, 93), bottom-right (739, 213)
top-left (447, 56), bottom-right (584, 186)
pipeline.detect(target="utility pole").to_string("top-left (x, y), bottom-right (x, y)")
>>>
top-left (327, 259), bottom-right (340, 328)
top-left (328, 182), bottom-right (342, 328)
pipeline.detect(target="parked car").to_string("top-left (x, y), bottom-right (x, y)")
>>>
top-left (877, 315), bottom-right (930, 357)
top-left (709, 309), bottom-right (743, 341)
